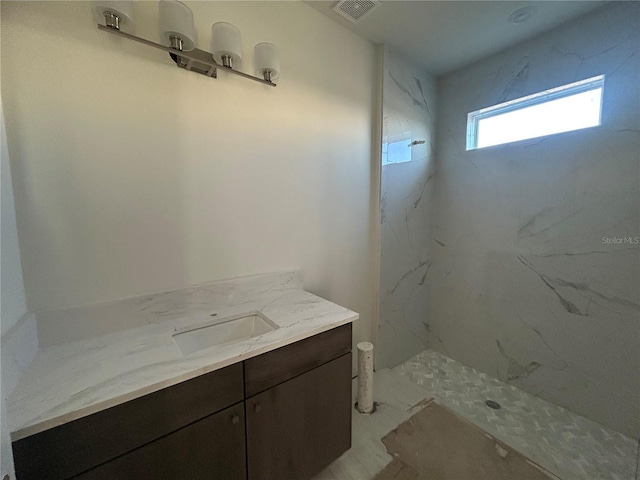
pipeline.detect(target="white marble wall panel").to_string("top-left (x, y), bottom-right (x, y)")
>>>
top-left (432, 3), bottom-right (640, 438)
top-left (378, 48), bottom-right (437, 369)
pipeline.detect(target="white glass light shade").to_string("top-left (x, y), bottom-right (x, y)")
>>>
top-left (254, 43), bottom-right (280, 81)
top-left (93, 1), bottom-right (134, 30)
top-left (211, 22), bottom-right (243, 65)
top-left (159, 0), bottom-right (196, 52)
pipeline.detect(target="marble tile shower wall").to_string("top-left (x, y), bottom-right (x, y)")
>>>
top-left (431, 3), bottom-right (639, 438)
top-left (377, 48), bottom-right (437, 369)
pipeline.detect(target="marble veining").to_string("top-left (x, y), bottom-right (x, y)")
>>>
top-left (518, 254), bottom-right (640, 317)
top-left (493, 58), bottom-right (531, 104)
top-left (377, 47), bottom-right (437, 369)
top-left (8, 271), bottom-right (358, 441)
top-left (431, 2), bottom-right (639, 438)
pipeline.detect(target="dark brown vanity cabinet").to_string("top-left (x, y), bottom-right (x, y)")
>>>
top-left (244, 323), bottom-right (353, 480)
top-left (12, 323), bottom-right (352, 480)
top-left (77, 403), bottom-right (247, 480)
top-left (13, 363), bottom-right (245, 480)
top-left (246, 354), bottom-right (352, 480)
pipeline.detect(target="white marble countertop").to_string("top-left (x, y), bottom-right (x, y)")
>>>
top-left (8, 271), bottom-right (358, 441)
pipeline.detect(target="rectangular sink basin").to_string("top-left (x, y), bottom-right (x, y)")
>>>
top-left (173, 312), bottom-right (278, 356)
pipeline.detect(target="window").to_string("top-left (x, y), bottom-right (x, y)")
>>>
top-left (466, 75), bottom-right (604, 150)
top-left (382, 130), bottom-right (412, 165)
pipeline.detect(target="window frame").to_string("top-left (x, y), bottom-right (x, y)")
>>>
top-left (466, 74), bottom-right (605, 151)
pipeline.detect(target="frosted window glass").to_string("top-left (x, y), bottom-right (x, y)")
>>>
top-left (467, 75), bottom-right (604, 150)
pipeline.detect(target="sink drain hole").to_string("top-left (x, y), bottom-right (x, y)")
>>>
top-left (485, 400), bottom-right (501, 410)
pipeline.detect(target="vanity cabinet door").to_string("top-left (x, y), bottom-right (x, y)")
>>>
top-left (76, 403), bottom-right (246, 480)
top-left (245, 353), bottom-right (352, 480)
top-left (13, 363), bottom-right (243, 480)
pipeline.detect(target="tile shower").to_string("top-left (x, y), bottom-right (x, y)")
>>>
top-left (378, 46), bottom-right (436, 369)
top-left (377, 2), bottom-right (639, 474)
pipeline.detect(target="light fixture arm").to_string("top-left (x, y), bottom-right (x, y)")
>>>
top-left (97, 24), bottom-right (276, 87)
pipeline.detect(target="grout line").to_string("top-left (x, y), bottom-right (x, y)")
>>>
top-left (635, 440), bottom-right (639, 480)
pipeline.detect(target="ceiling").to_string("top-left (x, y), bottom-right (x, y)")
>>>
top-left (306, 1), bottom-right (608, 76)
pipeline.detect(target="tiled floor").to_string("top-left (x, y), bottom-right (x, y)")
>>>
top-left (315, 349), bottom-right (639, 480)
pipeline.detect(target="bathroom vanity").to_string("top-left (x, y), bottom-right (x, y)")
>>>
top-left (8, 272), bottom-right (357, 480)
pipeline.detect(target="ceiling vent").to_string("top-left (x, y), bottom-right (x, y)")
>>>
top-left (332, 0), bottom-right (380, 24)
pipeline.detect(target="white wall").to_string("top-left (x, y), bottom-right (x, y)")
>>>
top-left (1, 1), bottom-right (377, 357)
top-left (432, 3), bottom-right (639, 438)
top-left (377, 48), bottom-right (436, 369)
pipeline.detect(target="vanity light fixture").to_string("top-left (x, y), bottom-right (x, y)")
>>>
top-left (159, 0), bottom-right (196, 52)
top-left (93, 0), bottom-right (134, 32)
top-left (254, 43), bottom-right (281, 82)
top-left (93, 0), bottom-right (278, 87)
top-left (211, 22), bottom-right (243, 69)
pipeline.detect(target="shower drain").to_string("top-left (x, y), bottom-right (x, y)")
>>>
top-left (485, 400), bottom-right (501, 410)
